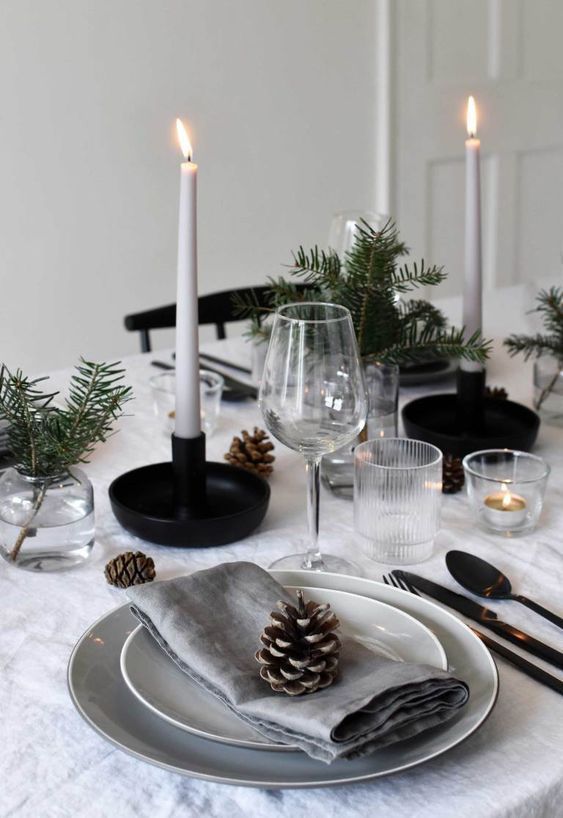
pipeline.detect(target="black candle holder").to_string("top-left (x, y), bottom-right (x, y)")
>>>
top-left (109, 432), bottom-right (270, 547)
top-left (402, 369), bottom-right (540, 458)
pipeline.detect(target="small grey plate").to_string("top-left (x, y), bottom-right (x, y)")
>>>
top-left (67, 573), bottom-right (498, 788)
top-left (120, 585), bottom-right (447, 751)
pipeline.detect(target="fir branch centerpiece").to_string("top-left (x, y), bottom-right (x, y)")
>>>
top-left (505, 286), bottom-right (563, 410)
top-left (0, 359), bottom-right (132, 561)
top-left (237, 219), bottom-right (491, 366)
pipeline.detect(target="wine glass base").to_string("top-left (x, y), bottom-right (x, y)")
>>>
top-left (268, 552), bottom-right (362, 576)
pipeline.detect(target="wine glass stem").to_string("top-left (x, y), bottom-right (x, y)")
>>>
top-left (304, 456), bottom-right (324, 570)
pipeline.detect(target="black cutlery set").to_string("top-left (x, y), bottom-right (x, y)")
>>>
top-left (384, 550), bottom-right (563, 695)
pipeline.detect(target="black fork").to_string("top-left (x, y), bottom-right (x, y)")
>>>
top-left (383, 572), bottom-right (420, 595)
top-left (383, 570), bottom-right (563, 695)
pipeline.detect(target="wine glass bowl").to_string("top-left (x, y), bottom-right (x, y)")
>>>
top-left (259, 302), bottom-right (367, 572)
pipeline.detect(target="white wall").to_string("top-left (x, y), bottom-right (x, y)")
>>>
top-left (394, 0), bottom-right (563, 298)
top-left (0, 0), bottom-right (377, 372)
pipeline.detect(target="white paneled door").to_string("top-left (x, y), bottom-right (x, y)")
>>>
top-left (393, 0), bottom-right (563, 296)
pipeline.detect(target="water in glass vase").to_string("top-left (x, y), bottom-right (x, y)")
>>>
top-left (533, 357), bottom-right (563, 425)
top-left (322, 409), bottom-right (398, 497)
top-left (0, 467), bottom-right (95, 571)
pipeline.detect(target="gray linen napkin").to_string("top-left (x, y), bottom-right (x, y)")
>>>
top-left (127, 562), bottom-right (469, 763)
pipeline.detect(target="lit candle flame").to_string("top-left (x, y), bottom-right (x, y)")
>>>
top-left (466, 96), bottom-right (477, 138)
top-left (176, 118), bottom-right (193, 161)
top-left (501, 484), bottom-right (512, 509)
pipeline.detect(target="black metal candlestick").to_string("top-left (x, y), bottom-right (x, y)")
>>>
top-left (109, 432), bottom-right (270, 547)
top-left (402, 367), bottom-right (540, 458)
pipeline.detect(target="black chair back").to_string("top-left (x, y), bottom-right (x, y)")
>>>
top-left (124, 285), bottom-right (310, 352)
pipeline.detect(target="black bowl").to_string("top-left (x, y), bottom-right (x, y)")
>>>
top-left (402, 394), bottom-right (540, 458)
top-left (109, 461), bottom-right (270, 547)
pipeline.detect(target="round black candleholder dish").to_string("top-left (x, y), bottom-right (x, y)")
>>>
top-left (109, 433), bottom-right (270, 547)
top-left (402, 394), bottom-right (540, 458)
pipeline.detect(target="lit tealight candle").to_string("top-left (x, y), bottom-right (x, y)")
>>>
top-left (483, 484), bottom-right (528, 528)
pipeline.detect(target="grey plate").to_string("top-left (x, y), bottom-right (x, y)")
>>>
top-left (67, 572), bottom-right (498, 788)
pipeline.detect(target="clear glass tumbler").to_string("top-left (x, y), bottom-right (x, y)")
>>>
top-left (463, 449), bottom-right (550, 535)
top-left (354, 438), bottom-right (443, 564)
top-left (150, 369), bottom-right (224, 436)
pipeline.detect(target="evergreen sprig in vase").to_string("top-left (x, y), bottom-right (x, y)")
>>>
top-left (505, 286), bottom-right (563, 425)
top-left (0, 359), bottom-right (131, 571)
top-left (237, 219), bottom-right (491, 494)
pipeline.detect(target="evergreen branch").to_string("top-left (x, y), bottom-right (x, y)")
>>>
top-left (231, 280), bottom-right (321, 341)
top-left (288, 246), bottom-right (341, 287)
top-left (344, 219), bottom-right (408, 285)
top-left (504, 287), bottom-right (563, 363)
top-left (376, 326), bottom-right (491, 365)
top-left (397, 299), bottom-right (448, 330)
top-left (239, 217), bottom-right (491, 363)
top-left (0, 360), bottom-right (132, 477)
top-left (504, 333), bottom-right (563, 362)
top-left (392, 260), bottom-right (446, 292)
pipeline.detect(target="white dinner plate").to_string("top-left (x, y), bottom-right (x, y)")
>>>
top-left (67, 572), bottom-right (498, 788)
top-left (120, 585), bottom-right (448, 750)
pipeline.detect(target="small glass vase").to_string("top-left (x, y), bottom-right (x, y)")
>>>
top-left (533, 355), bottom-right (563, 425)
top-left (0, 467), bottom-right (95, 571)
top-left (321, 361), bottom-right (399, 497)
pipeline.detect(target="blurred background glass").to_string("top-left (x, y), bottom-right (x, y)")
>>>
top-left (150, 370), bottom-right (224, 436)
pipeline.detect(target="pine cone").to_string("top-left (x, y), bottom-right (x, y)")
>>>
top-left (104, 551), bottom-right (156, 588)
top-left (485, 385), bottom-right (508, 400)
top-left (255, 590), bottom-right (340, 696)
top-left (225, 427), bottom-right (275, 476)
top-left (442, 454), bottom-right (465, 494)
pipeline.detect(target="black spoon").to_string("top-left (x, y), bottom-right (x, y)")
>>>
top-left (446, 550), bottom-right (563, 630)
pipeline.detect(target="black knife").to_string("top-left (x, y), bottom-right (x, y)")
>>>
top-left (396, 570), bottom-right (563, 670)
top-left (471, 628), bottom-right (563, 695)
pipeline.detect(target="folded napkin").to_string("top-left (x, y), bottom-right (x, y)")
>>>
top-left (127, 562), bottom-right (469, 763)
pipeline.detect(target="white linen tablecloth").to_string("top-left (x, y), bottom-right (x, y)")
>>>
top-left (2, 286), bottom-right (563, 818)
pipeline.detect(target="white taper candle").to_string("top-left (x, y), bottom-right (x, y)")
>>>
top-left (174, 118), bottom-right (201, 438)
top-left (461, 95), bottom-right (483, 374)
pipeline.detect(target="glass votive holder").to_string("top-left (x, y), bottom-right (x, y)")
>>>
top-left (462, 449), bottom-right (550, 536)
top-left (354, 438), bottom-right (443, 564)
top-left (149, 370), bottom-right (224, 436)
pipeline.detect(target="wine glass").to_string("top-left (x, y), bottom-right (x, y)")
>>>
top-left (259, 302), bottom-right (367, 573)
top-left (328, 211), bottom-right (389, 268)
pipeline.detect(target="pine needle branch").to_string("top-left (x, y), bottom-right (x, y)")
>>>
top-left (0, 360), bottom-right (132, 477)
top-left (504, 333), bottom-right (562, 361)
top-left (504, 287), bottom-right (563, 363)
top-left (236, 217), bottom-right (491, 364)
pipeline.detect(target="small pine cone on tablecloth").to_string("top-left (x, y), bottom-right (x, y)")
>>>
top-left (255, 590), bottom-right (341, 696)
top-left (225, 427), bottom-right (275, 476)
top-left (485, 385), bottom-right (508, 400)
top-left (104, 551), bottom-right (156, 588)
top-left (442, 454), bottom-right (465, 494)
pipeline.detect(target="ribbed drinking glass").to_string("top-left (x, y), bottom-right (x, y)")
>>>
top-left (354, 438), bottom-right (442, 564)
